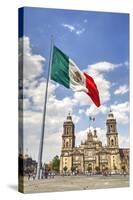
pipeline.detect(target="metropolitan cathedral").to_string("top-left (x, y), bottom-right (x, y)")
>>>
top-left (60, 111), bottom-right (129, 174)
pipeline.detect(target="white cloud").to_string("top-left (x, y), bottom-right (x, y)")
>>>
top-left (111, 102), bottom-right (129, 124)
top-left (62, 23), bottom-right (85, 35)
top-left (119, 134), bottom-right (129, 148)
top-left (62, 24), bottom-right (75, 32)
top-left (88, 62), bottom-right (122, 74)
top-left (76, 127), bottom-right (106, 146)
top-left (85, 104), bottom-right (108, 116)
top-left (78, 109), bottom-right (84, 114)
top-left (114, 84), bottom-right (129, 95)
top-left (23, 98), bottom-right (31, 110)
top-left (76, 128), bottom-right (89, 146)
top-left (96, 128), bottom-right (107, 146)
top-left (19, 36), bottom-right (45, 81)
top-left (85, 101), bottom-right (129, 125)
top-left (73, 91), bottom-right (92, 106)
top-left (84, 61), bottom-right (122, 105)
top-left (76, 126), bottom-right (129, 148)
top-left (23, 77), bottom-right (80, 161)
top-left (76, 28), bottom-right (85, 35)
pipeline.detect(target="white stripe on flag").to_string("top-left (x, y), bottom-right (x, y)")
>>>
top-left (69, 58), bottom-right (88, 93)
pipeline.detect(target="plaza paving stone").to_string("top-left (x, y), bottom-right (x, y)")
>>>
top-left (22, 175), bottom-right (129, 193)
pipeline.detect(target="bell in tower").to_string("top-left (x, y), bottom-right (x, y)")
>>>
top-left (62, 113), bottom-right (75, 149)
top-left (106, 110), bottom-right (119, 148)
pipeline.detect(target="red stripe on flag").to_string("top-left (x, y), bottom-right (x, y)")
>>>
top-left (84, 72), bottom-right (100, 107)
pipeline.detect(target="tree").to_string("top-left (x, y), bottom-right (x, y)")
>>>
top-left (52, 155), bottom-right (60, 172)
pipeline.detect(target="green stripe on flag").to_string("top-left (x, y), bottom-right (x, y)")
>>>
top-left (51, 46), bottom-right (70, 88)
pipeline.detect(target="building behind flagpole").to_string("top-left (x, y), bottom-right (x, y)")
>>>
top-left (60, 111), bottom-right (129, 174)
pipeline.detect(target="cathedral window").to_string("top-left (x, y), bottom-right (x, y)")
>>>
top-left (111, 139), bottom-right (114, 146)
top-left (115, 137), bottom-right (117, 145)
top-left (66, 128), bottom-right (68, 135)
top-left (68, 127), bottom-right (71, 134)
top-left (66, 141), bottom-right (69, 148)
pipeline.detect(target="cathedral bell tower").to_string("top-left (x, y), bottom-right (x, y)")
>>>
top-left (62, 113), bottom-right (75, 149)
top-left (106, 110), bottom-right (119, 148)
top-left (60, 114), bottom-right (75, 173)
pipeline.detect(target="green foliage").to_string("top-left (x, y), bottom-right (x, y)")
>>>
top-left (52, 155), bottom-right (60, 172)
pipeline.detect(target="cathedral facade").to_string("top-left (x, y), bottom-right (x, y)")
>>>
top-left (60, 111), bottom-right (129, 174)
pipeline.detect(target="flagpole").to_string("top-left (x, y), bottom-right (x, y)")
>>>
top-left (36, 36), bottom-right (54, 179)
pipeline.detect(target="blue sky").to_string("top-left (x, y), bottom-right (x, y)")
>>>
top-left (20, 7), bottom-right (129, 162)
top-left (22, 7), bottom-right (129, 62)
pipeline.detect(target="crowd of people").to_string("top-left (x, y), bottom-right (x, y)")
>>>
top-left (27, 171), bottom-right (55, 180)
top-left (27, 170), bottom-right (127, 180)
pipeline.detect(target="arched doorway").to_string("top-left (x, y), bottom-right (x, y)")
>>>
top-left (87, 163), bottom-right (92, 174)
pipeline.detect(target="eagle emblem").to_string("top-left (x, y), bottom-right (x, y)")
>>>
top-left (73, 71), bottom-right (83, 83)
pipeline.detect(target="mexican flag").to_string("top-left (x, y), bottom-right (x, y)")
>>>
top-left (51, 46), bottom-right (100, 107)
